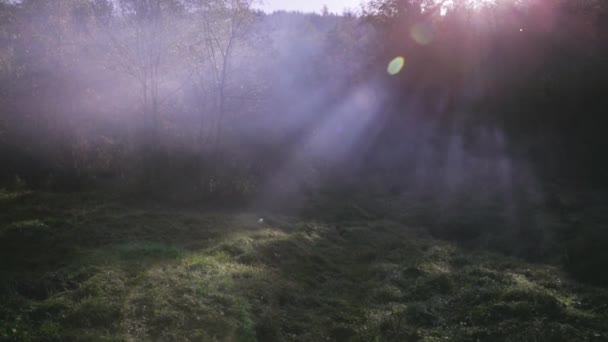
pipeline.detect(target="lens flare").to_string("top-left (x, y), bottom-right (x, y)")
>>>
top-left (387, 56), bottom-right (405, 75)
top-left (411, 22), bottom-right (434, 45)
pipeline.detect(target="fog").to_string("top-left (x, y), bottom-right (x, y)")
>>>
top-left (3, 2), bottom-right (608, 339)
top-left (1, 0), bottom-right (607, 259)
top-left (0, 0), bottom-right (550, 211)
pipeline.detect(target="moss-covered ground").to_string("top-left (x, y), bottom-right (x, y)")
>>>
top-left (1, 190), bottom-right (607, 341)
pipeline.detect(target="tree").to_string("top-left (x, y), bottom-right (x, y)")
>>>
top-left (186, 0), bottom-right (255, 159)
top-left (103, 0), bottom-right (185, 181)
top-left (0, 0), bottom-right (16, 143)
top-left (321, 4), bottom-right (329, 16)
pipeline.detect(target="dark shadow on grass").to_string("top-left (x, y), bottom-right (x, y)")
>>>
top-left (1, 192), bottom-right (608, 341)
top-left (232, 211), bottom-right (608, 342)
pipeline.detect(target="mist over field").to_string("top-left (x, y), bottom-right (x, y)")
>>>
top-left (1, 0), bottom-right (608, 340)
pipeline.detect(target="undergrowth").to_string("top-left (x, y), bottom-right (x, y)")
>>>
top-left (0, 191), bottom-right (607, 341)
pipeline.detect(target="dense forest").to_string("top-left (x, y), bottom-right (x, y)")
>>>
top-left (1, 0), bottom-right (608, 340)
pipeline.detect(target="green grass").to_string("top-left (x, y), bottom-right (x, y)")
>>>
top-left (0, 191), bottom-right (607, 341)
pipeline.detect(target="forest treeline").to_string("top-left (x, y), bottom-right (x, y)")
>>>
top-left (1, 0), bottom-right (608, 280)
top-left (1, 0), bottom-right (607, 194)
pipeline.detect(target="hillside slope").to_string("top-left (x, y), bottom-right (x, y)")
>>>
top-left (1, 191), bottom-right (607, 341)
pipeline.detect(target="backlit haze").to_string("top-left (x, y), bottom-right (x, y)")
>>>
top-left (258, 0), bottom-right (362, 13)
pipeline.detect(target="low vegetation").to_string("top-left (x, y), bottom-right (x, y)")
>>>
top-left (1, 190), bottom-right (606, 341)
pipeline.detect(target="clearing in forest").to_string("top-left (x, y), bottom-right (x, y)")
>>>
top-left (1, 191), bottom-right (607, 341)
